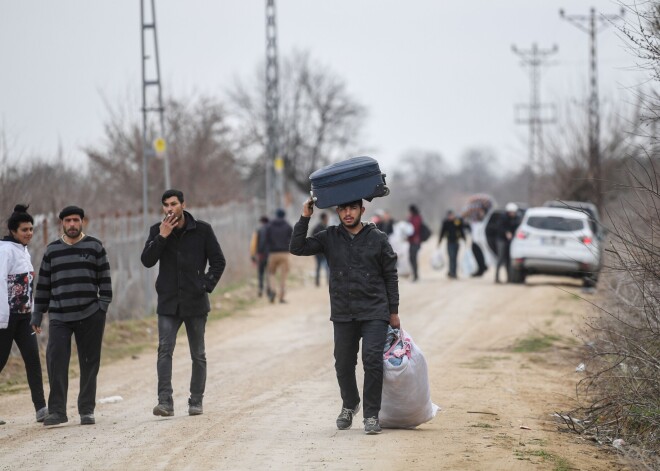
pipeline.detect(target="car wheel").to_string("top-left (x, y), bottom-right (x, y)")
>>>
top-left (510, 267), bottom-right (526, 284)
top-left (583, 276), bottom-right (597, 288)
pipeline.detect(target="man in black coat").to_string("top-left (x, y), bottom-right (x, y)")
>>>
top-left (495, 202), bottom-right (521, 283)
top-left (141, 189), bottom-right (226, 417)
top-left (265, 208), bottom-right (293, 303)
top-left (290, 198), bottom-right (400, 435)
top-left (438, 210), bottom-right (466, 279)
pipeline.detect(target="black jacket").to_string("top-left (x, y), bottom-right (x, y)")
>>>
top-left (141, 211), bottom-right (226, 316)
top-left (439, 218), bottom-right (465, 244)
top-left (497, 214), bottom-right (520, 241)
top-left (290, 216), bottom-right (399, 322)
top-left (265, 217), bottom-right (293, 253)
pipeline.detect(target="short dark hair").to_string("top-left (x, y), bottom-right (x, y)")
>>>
top-left (409, 204), bottom-right (419, 215)
top-left (337, 200), bottom-right (363, 209)
top-left (320, 212), bottom-right (328, 221)
top-left (259, 215), bottom-right (269, 224)
top-left (8, 204), bottom-right (34, 232)
top-left (162, 189), bottom-right (184, 204)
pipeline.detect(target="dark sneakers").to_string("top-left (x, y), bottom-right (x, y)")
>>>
top-left (43, 413), bottom-right (68, 426)
top-left (188, 399), bottom-right (203, 416)
top-left (336, 402), bottom-right (361, 430)
top-left (80, 414), bottom-right (95, 425)
top-left (363, 417), bottom-right (382, 435)
top-left (153, 402), bottom-right (174, 417)
top-left (36, 407), bottom-right (48, 423)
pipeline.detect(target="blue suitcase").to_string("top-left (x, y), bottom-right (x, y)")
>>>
top-left (309, 156), bottom-right (390, 208)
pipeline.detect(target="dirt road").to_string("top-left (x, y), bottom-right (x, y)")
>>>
top-left (0, 254), bottom-right (624, 470)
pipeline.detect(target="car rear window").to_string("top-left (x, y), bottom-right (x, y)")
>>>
top-left (526, 216), bottom-right (585, 231)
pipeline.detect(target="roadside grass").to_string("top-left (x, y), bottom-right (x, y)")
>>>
top-left (459, 355), bottom-right (511, 370)
top-left (0, 280), bottom-right (258, 395)
top-left (513, 448), bottom-right (572, 470)
top-left (512, 334), bottom-right (561, 353)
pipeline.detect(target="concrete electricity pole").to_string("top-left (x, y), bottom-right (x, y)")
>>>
top-left (265, 0), bottom-right (284, 215)
top-left (560, 7), bottom-right (624, 210)
top-left (512, 42), bottom-right (558, 202)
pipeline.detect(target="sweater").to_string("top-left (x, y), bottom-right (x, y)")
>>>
top-left (31, 235), bottom-right (113, 327)
top-left (0, 237), bottom-right (35, 329)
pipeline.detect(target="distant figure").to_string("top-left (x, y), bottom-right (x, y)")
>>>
top-left (141, 189), bottom-right (226, 418)
top-left (407, 205), bottom-right (423, 282)
top-left (250, 216), bottom-right (270, 297)
top-left (375, 209), bottom-right (394, 235)
top-left (311, 213), bottom-right (329, 286)
top-left (464, 208), bottom-right (488, 277)
top-left (265, 208), bottom-right (293, 303)
top-left (495, 203), bottom-right (521, 283)
top-left (438, 210), bottom-right (466, 279)
top-left (0, 204), bottom-right (48, 424)
top-left (32, 205), bottom-right (113, 426)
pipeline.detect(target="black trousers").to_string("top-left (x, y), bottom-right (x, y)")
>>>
top-left (471, 242), bottom-right (487, 273)
top-left (0, 315), bottom-right (46, 411)
top-left (333, 319), bottom-right (389, 419)
top-left (46, 309), bottom-right (106, 416)
top-left (409, 243), bottom-right (421, 280)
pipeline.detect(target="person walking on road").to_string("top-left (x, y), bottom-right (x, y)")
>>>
top-left (250, 215), bottom-right (270, 297)
top-left (407, 205), bottom-right (423, 282)
top-left (438, 210), bottom-right (466, 279)
top-left (31, 205), bottom-right (113, 426)
top-left (311, 213), bottom-right (329, 287)
top-left (495, 203), bottom-right (521, 284)
top-left (141, 189), bottom-right (226, 418)
top-left (290, 198), bottom-right (400, 435)
top-left (0, 205), bottom-right (48, 424)
top-left (265, 208), bottom-right (293, 303)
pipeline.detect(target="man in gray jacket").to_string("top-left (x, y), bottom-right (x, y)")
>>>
top-left (290, 198), bottom-right (400, 435)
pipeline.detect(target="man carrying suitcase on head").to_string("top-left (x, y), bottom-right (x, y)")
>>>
top-left (290, 197), bottom-right (400, 435)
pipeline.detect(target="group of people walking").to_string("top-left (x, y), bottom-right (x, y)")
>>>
top-left (1, 189), bottom-right (226, 426)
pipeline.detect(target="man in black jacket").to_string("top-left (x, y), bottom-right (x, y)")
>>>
top-left (265, 208), bottom-right (293, 303)
top-left (290, 198), bottom-right (400, 435)
top-left (141, 189), bottom-right (226, 417)
top-left (495, 202), bottom-right (521, 283)
top-left (438, 210), bottom-right (465, 279)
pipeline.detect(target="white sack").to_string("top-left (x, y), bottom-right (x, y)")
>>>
top-left (380, 329), bottom-right (439, 429)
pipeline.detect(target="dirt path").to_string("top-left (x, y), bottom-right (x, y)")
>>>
top-left (0, 250), bottom-right (624, 470)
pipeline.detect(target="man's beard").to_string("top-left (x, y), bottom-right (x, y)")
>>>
top-left (66, 228), bottom-right (81, 238)
top-left (342, 217), bottom-right (361, 229)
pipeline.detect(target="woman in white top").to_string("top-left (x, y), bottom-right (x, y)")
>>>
top-left (0, 204), bottom-right (47, 423)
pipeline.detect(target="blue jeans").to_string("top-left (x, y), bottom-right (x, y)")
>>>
top-left (333, 320), bottom-right (389, 419)
top-left (157, 313), bottom-right (207, 404)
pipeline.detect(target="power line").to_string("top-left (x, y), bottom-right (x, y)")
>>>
top-left (559, 7), bottom-right (624, 210)
top-left (512, 42), bottom-right (558, 203)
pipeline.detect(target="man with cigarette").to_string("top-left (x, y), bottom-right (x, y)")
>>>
top-left (141, 189), bottom-right (226, 417)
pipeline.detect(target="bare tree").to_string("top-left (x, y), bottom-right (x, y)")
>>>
top-left (85, 94), bottom-right (244, 213)
top-left (227, 51), bottom-right (367, 195)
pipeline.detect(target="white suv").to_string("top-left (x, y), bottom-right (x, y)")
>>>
top-left (509, 207), bottom-right (601, 287)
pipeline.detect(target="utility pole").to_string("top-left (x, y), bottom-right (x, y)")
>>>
top-left (512, 43), bottom-right (558, 203)
top-left (265, 0), bottom-right (284, 215)
top-left (560, 7), bottom-right (624, 210)
top-left (140, 0), bottom-right (168, 313)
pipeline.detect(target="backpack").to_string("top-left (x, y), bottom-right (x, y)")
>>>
top-left (420, 223), bottom-right (431, 242)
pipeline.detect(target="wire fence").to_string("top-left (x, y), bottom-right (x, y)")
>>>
top-left (28, 199), bottom-right (265, 321)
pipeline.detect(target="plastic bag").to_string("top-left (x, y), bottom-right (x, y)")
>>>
top-left (430, 248), bottom-right (445, 271)
top-left (380, 328), bottom-right (439, 429)
top-left (460, 245), bottom-right (478, 277)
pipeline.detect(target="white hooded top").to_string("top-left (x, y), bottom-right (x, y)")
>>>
top-left (0, 239), bottom-right (35, 329)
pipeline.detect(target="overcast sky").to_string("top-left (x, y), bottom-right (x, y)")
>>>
top-left (0, 1), bottom-right (645, 176)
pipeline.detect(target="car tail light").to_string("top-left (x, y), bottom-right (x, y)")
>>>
top-left (516, 231), bottom-right (528, 240)
top-left (580, 236), bottom-right (593, 245)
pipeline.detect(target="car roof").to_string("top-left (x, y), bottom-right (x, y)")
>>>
top-left (524, 207), bottom-right (589, 219)
top-left (543, 200), bottom-right (598, 213)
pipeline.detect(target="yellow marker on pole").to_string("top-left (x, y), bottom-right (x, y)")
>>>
top-left (153, 137), bottom-right (167, 157)
top-left (274, 156), bottom-right (284, 172)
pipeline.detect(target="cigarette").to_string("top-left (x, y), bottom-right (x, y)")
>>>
top-left (31, 331), bottom-right (36, 335)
